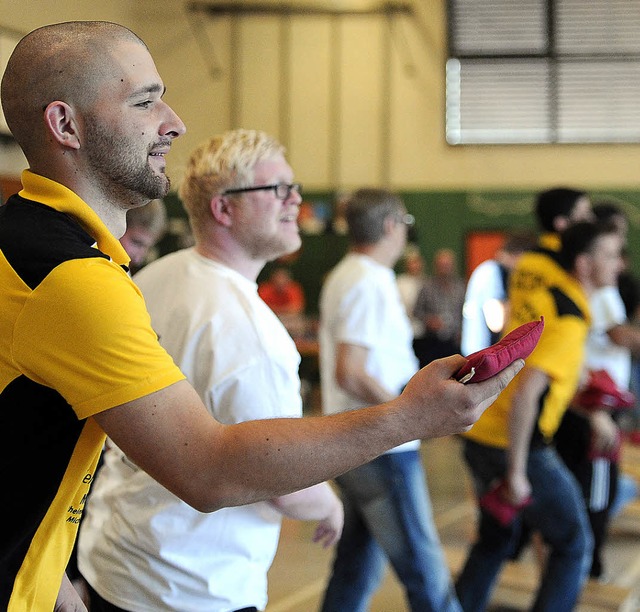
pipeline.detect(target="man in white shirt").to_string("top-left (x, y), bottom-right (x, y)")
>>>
top-left (461, 231), bottom-right (534, 356)
top-left (77, 130), bottom-right (343, 612)
top-left (319, 188), bottom-right (461, 612)
top-left (555, 202), bottom-right (640, 580)
top-left (396, 246), bottom-right (427, 338)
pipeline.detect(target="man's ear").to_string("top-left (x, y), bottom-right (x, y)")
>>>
top-left (382, 214), bottom-right (395, 237)
top-left (210, 194), bottom-right (233, 226)
top-left (43, 101), bottom-right (81, 150)
top-left (573, 251), bottom-right (591, 283)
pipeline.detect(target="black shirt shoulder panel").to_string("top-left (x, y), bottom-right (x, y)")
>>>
top-left (549, 286), bottom-right (585, 319)
top-left (0, 194), bottom-right (110, 289)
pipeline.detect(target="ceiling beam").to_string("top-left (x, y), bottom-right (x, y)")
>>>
top-left (187, 2), bottom-right (414, 18)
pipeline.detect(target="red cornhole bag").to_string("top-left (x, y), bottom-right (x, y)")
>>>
top-left (456, 317), bottom-right (545, 384)
top-left (573, 369), bottom-right (636, 411)
top-left (479, 480), bottom-right (532, 527)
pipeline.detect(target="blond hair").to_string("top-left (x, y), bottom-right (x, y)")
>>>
top-left (178, 129), bottom-right (285, 235)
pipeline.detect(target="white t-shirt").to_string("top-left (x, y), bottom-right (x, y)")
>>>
top-left (461, 259), bottom-right (506, 356)
top-left (396, 272), bottom-right (425, 337)
top-left (586, 285), bottom-right (631, 390)
top-left (319, 253), bottom-right (419, 453)
top-left (78, 248), bottom-right (302, 612)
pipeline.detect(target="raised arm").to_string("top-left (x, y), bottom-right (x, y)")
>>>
top-left (95, 355), bottom-right (523, 513)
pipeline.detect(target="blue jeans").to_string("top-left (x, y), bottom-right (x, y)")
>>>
top-left (320, 450), bottom-right (461, 612)
top-left (455, 440), bottom-right (593, 612)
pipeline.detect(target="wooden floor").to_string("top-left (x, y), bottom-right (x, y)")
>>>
top-left (265, 436), bottom-right (640, 612)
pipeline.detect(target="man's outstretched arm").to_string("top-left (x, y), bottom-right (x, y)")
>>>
top-left (95, 354), bottom-right (524, 513)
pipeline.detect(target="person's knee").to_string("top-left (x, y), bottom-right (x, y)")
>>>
top-left (476, 516), bottom-right (519, 557)
top-left (561, 515), bottom-right (594, 562)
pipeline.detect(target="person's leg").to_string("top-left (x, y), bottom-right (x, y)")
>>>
top-left (455, 440), bottom-right (522, 612)
top-left (610, 472), bottom-right (639, 518)
top-left (555, 410), bottom-right (617, 580)
top-left (320, 468), bottom-right (386, 612)
top-left (586, 458), bottom-right (618, 579)
top-left (526, 446), bottom-right (593, 612)
top-left (362, 451), bottom-right (461, 612)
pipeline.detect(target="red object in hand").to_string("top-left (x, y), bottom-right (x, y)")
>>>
top-left (573, 369), bottom-right (636, 411)
top-left (456, 317), bottom-right (545, 384)
top-left (479, 480), bottom-right (532, 527)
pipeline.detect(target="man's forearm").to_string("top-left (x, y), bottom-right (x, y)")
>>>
top-left (506, 366), bottom-right (548, 490)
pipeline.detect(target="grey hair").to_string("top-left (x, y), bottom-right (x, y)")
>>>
top-left (345, 188), bottom-right (405, 245)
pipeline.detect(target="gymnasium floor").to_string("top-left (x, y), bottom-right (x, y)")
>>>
top-left (265, 435), bottom-right (640, 612)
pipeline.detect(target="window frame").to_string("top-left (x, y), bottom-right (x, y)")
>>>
top-left (446, 0), bottom-right (640, 145)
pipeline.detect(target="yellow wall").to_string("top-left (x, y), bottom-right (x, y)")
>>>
top-left (2, 0), bottom-right (640, 191)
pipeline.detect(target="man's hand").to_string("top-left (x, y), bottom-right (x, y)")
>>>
top-left (311, 495), bottom-right (344, 548)
top-left (589, 409), bottom-right (619, 454)
top-left (54, 573), bottom-right (87, 612)
top-left (397, 354), bottom-right (524, 440)
top-left (269, 482), bottom-right (344, 548)
top-left (505, 470), bottom-right (533, 507)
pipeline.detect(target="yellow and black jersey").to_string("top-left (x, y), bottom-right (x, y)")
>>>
top-left (0, 171), bottom-right (184, 611)
top-left (463, 240), bottom-right (590, 450)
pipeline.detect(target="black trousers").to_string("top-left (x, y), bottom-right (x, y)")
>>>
top-left (555, 409), bottom-right (619, 578)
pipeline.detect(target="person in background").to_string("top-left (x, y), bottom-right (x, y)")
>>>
top-left (413, 248), bottom-right (466, 367)
top-left (456, 221), bottom-right (621, 611)
top-left (555, 201), bottom-right (640, 580)
top-left (258, 265), bottom-right (307, 338)
top-left (319, 188), bottom-right (462, 612)
top-left (600, 202), bottom-right (640, 438)
top-left (0, 20), bottom-right (522, 612)
top-left (258, 265), bottom-right (305, 317)
top-left (396, 245), bottom-right (427, 339)
top-left (454, 187), bottom-right (597, 612)
top-left (120, 198), bottom-right (167, 273)
top-left (461, 231), bottom-right (536, 356)
top-left (77, 129), bottom-right (343, 612)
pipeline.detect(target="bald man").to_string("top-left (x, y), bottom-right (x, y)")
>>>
top-left (0, 21), bottom-right (523, 612)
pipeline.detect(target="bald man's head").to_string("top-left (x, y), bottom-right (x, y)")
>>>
top-left (1, 21), bottom-right (146, 156)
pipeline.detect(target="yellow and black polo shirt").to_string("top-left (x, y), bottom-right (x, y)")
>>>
top-left (463, 237), bottom-right (591, 449)
top-left (0, 170), bottom-right (184, 611)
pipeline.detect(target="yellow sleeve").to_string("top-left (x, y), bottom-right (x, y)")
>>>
top-left (14, 257), bottom-right (185, 418)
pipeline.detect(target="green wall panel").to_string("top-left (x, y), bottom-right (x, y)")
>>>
top-left (160, 189), bottom-right (640, 316)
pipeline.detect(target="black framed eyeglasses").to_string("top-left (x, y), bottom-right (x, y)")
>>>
top-left (222, 182), bottom-right (302, 201)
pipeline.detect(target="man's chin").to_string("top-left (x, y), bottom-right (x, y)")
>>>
top-left (274, 238), bottom-right (302, 261)
top-left (142, 175), bottom-right (170, 200)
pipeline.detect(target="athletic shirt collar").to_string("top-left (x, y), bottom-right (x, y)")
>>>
top-left (18, 169), bottom-right (130, 266)
top-left (539, 232), bottom-right (561, 253)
